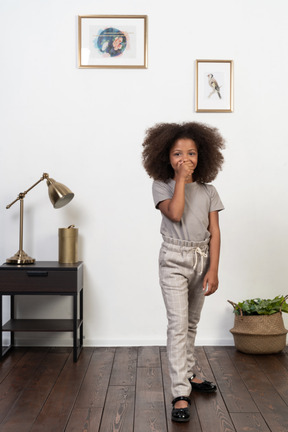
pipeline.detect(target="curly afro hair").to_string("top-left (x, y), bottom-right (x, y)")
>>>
top-left (142, 122), bottom-right (225, 183)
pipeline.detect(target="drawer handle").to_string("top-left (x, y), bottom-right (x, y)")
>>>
top-left (26, 271), bottom-right (48, 277)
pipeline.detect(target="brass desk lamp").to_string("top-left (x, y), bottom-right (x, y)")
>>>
top-left (6, 173), bottom-right (74, 265)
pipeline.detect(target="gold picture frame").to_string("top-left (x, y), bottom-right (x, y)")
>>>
top-left (196, 60), bottom-right (234, 112)
top-left (78, 15), bottom-right (148, 69)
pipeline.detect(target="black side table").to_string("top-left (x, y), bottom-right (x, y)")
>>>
top-left (0, 261), bottom-right (83, 362)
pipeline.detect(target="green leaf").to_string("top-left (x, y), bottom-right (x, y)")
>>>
top-left (229, 295), bottom-right (288, 315)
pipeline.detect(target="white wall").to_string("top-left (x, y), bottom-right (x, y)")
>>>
top-left (1, 0), bottom-right (288, 347)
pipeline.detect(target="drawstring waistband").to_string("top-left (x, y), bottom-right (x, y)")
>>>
top-left (162, 236), bottom-right (209, 275)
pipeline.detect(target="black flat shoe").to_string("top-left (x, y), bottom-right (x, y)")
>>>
top-left (189, 374), bottom-right (217, 393)
top-left (171, 396), bottom-right (191, 423)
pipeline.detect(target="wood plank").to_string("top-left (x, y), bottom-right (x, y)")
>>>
top-left (110, 347), bottom-right (137, 386)
top-left (0, 348), bottom-right (27, 383)
top-left (227, 348), bottom-right (288, 431)
top-left (274, 348), bottom-right (288, 371)
top-left (193, 392), bottom-right (236, 432)
top-left (231, 413), bottom-right (270, 432)
top-left (53, 348), bottom-right (104, 432)
top-left (0, 351), bottom-right (69, 431)
top-left (253, 354), bottom-right (288, 404)
top-left (73, 347), bottom-right (115, 409)
top-left (138, 346), bottom-right (161, 368)
top-left (99, 386), bottom-right (135, 432)
top-left (160, 348), bottom-right (202, 432)
top-left (204, 346), bottom-right (258, 412)
top-left (48, 346), bottom-right (73, 355)
top-left (134, 367), bottom-right (166, 432)
top-left (193, 347), bottom-right (236, 432)
top-left (65, 408), bottom-right (102, 432)
top-left (30, 348), bottom-right (94, 432)
top-left (0, 348), bottom-right (49, 424)
top-left (194, 346), bottom-right (217, 382)
top-left (1, 346), bottom-right (287, 432)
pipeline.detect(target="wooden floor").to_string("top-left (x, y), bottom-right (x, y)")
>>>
top-left (0, 346), bottom-right (288, 431)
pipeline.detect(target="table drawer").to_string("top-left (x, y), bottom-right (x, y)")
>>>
top-left (0, 270), bottom-right (79, 293)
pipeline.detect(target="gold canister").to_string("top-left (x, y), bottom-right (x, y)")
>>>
top-left (58, 225), bottom-right (78, 263)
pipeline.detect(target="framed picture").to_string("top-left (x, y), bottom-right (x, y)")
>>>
top-left (78, 15), bottom-right (148, 69)
top-left (195, 60), bottom-right (234, 112)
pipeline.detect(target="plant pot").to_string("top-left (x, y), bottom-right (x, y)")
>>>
top-left (229, 312), bottom-right (287, 354)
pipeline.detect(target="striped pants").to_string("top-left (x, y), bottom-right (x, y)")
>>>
top-left (159, 236), bottom-right (210, 398)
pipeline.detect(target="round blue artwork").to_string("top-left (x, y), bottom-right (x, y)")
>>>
top-left (95, 27), bottom-right (127, 57)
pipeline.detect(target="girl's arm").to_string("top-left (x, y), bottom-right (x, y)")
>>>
top-left (203, 211), bottom-right (221, 296)
top-left (158, 162), bottom-right (193, 222)
top-left (158, 178), bottom-right (186, 222)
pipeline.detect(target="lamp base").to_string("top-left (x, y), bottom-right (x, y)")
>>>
top-left (6, 249), bottom-right (35, 265)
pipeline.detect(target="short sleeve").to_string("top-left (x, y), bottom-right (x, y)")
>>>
top-left (152, 180), bottom-right (173, 208)
top-left (208, 185), bottom-right (224, 212)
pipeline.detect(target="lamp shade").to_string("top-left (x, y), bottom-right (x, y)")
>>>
top-left (47, 178), bottom-right (74, 209)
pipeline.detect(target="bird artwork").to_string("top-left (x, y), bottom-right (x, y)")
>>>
top-left (207, 73), bottom-right (222, 99)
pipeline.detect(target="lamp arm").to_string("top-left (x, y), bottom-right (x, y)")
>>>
top-left (6, 173), bottom-right (50, 209)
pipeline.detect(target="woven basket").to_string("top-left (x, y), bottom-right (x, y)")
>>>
top-left (228, 300), bottom-right (288, 354)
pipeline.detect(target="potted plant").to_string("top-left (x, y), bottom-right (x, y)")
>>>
top-left (228, 295), bottom-right (288, 354)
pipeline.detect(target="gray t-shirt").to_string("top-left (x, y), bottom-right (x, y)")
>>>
top-left (152, 179), bottom-right (224, 242)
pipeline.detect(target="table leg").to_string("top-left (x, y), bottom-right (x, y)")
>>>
top-left (73, 293), bottom-right (77, 362)
top-left (11, 296), bottom-right (14, 346)
top-left (80, 288), bottom-right (83, 348)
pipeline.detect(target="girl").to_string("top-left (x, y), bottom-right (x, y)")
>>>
top-left (142, 122), bottom-right (225, 423)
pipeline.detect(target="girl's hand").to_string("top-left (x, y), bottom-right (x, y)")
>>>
top-left (175, 161), bottom-right (194, 182)
top-left (203, 269), bottom-right (219, 296)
